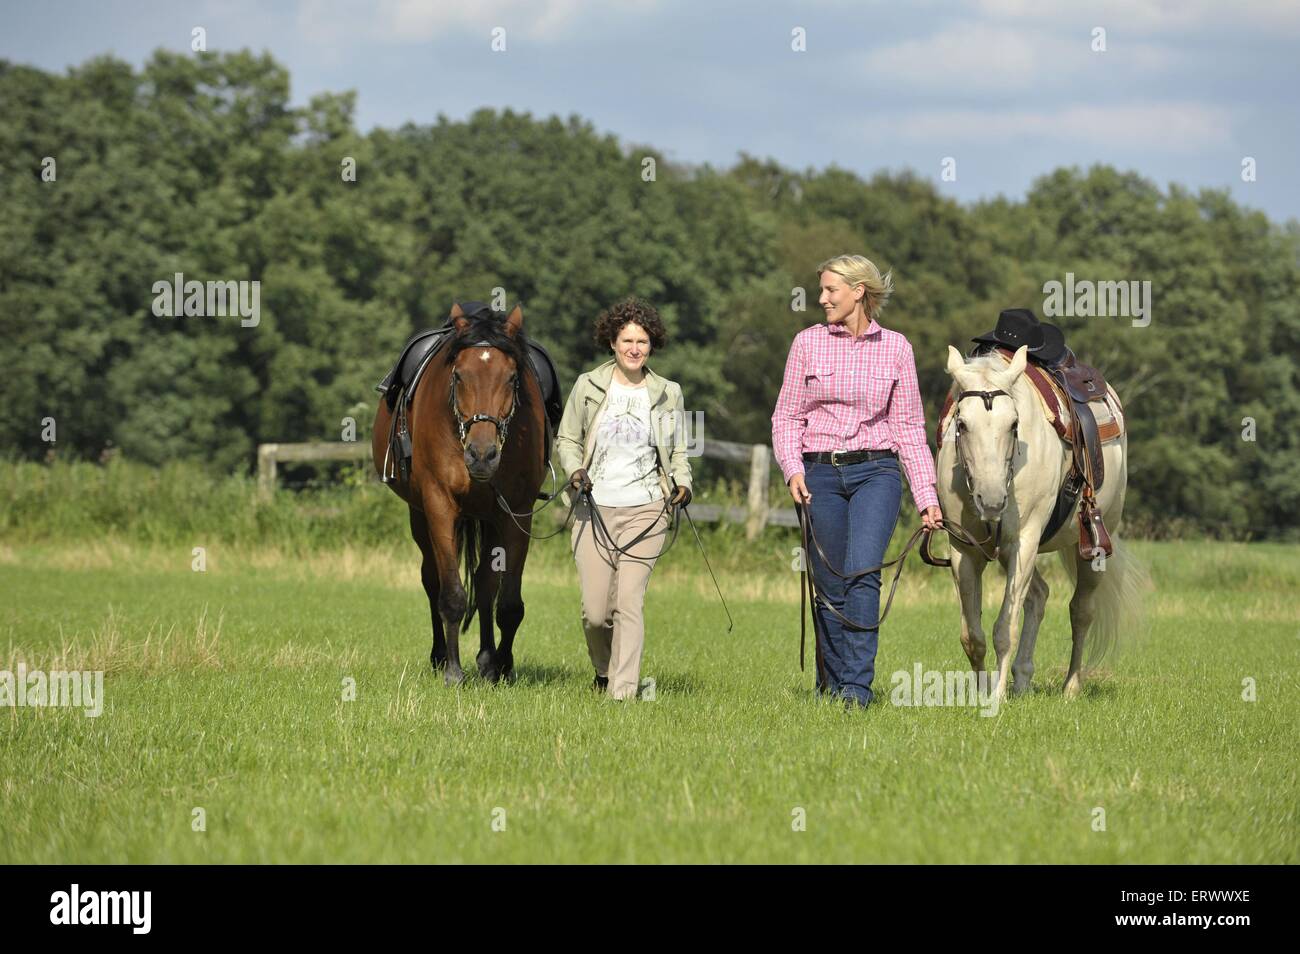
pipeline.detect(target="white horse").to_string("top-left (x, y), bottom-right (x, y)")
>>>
top-left (935, 345), bottom-right (1148, 700)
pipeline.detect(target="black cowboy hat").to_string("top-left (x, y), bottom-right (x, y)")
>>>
top-left (971, 307), bottom-right (1045, 352)
top-left (1030, 321), bottom-right (1070, 367)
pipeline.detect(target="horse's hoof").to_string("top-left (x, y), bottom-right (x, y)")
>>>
top-left (444, 667), bottom-right (466, 688)
top-left (476, 651), bottom-right (500, 684)
top-left (497, 654), bottom-right (515, 684)
top-left (430, 651), bottom-right (447, 672)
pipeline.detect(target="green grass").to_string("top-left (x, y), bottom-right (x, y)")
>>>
top-left (1, 529), bottom-right (1296, 864)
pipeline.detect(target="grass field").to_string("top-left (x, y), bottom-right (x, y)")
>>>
top-left (1, 528), bottom-right (1296, 864)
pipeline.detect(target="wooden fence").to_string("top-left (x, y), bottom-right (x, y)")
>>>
top-left (256, 438), bottom-right (798, 538)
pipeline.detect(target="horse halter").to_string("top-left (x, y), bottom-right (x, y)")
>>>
top-left (953, 388), bottom-right (1018, 510)
top-left (449, 342), bottom-right (520, 450)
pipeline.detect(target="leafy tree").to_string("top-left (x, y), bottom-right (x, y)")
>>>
top-left (1, 53), bottom-right (1296, 538)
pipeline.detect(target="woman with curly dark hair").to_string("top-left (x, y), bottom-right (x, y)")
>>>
top-left (555, 298), bottom-right (693, 701)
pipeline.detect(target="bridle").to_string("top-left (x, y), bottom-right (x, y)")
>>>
top-left (449, 345), bottom-right (520, 451)
top-left (450, 345), bottom-right (558, 534)
top-left (952, 388), bottom-right (1017, 557)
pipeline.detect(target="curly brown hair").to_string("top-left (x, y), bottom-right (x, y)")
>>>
top-left (593, 298), bottom-right (668, 353)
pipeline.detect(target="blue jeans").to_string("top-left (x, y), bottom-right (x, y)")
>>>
top-left (804, 457), bottom-right (903, 706)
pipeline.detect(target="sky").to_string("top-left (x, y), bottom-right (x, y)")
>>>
top-left (4, 0), bottom-right (1299, 223)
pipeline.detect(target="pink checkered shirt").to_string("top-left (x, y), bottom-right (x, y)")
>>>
top-left (771, 319), bottom-right (940, 513)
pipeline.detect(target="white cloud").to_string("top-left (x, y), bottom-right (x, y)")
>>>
top-left (297, 0), bottom-right (659, 45)
top-left (973, 0), bottom-right (1300, 35)
top-left (871, 24), bottom-right (1069, 92)
top-left (869, 22), bottom-right (1180, 93)
top-left (885, 102), bottom-right (1233, 150)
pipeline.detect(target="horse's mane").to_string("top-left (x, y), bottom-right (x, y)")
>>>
top-left (952, 351), bottom-right (1033, 394)
top-left (961, 351), bottom-right (1012, 376)
top-left (442, 311), bottom-right (535, 409)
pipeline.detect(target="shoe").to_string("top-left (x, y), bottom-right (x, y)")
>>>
top-left (591, 674), bottom-right (609, 693)
top-left (608, 689), bottom-right (636, 702)
top-left (637, 677), bottom-right (656, 701)
top-left (842, 694), bottom-right (871, 711)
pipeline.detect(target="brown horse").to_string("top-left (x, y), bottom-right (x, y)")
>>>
top-left (372, 304), bottom-right (548, 686)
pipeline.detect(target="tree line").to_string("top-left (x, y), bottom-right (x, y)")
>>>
top-left (2, 50), bottom-right (1297, 538)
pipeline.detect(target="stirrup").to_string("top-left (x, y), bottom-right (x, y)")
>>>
top-left (1077, 491), bottom-right (1112, 559)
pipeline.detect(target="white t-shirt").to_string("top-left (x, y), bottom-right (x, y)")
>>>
top-left (589, 380), bottom-right (664, 507)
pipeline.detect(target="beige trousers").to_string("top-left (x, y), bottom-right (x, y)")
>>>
top-left (571, 498), bottom-right (671, 700)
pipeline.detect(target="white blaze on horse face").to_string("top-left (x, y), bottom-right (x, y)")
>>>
top-left (480, 350), bottom-right (491, 362)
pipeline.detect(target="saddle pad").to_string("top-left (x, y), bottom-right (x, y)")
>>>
top-left (1092, 386), bottom-right (1125, 443)
top-left (1035, 369), bottom-right (1125, 444)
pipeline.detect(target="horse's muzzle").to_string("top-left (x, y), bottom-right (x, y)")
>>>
top-left (464, 443), bottom-right (500, 481)
top-left (972, 492), bottom-right (1007, 522)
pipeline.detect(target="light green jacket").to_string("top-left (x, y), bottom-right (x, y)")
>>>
top-left (555, 359), bottom-right (694, 508)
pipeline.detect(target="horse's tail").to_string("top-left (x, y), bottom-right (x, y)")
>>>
top-left (459, 517), bottom-right (480, 633)
top-left (1055, 537), bottom-right (1151, 668)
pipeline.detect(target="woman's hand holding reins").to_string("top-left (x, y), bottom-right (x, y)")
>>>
top-left (787, 473), bottom-right (811, 505)
top-left (921, 505), bottom-right (943, 531)
top-left (569, 468), bottom-right (593, 493)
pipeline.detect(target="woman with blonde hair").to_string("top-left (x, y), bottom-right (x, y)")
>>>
top-left (771, 255), bottom-right (942, 709)
top-left (555, 298), bottom-right (693, 701)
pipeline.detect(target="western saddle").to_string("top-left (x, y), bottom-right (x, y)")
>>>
top-left (937, 345), bottom-right (1124, 559)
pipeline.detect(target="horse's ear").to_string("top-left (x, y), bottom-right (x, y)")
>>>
top-left (945, 346), bottom-right (966, 377)
top-left (504, 303), bottom-right (523, 338)
top-left (450, 302), bottom-right (468, 334)
top-left (1002, 345), bottom-right (1029, 382)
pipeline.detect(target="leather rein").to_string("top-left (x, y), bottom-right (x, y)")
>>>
top-left (796, 388), bottom-right (1014, 675)
top-left (797, 508), bottom-right (1001, 673)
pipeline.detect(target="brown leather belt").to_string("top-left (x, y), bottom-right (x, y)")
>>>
top-left (802, 449), bottom-right (897, 466)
